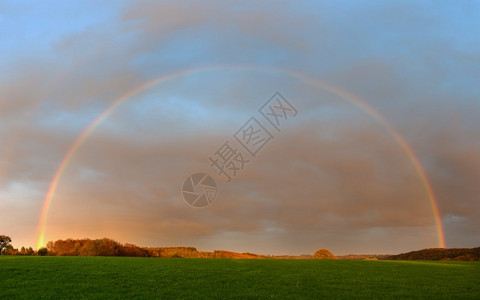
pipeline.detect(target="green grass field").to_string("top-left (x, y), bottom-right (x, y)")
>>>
top-left (1, 256), bottom-right (479, 299)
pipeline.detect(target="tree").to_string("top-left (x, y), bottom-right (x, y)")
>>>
top-left (0, 235), bottom-right (12, 255)
top-left (2, 244), bottom-right (18, 255)
top-left (37, 247), bottom-right (48, 256)
top-left (313, 248), bottom-right (337, 259)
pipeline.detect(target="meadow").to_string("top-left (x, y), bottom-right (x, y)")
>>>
top-left (1, 256), bottom-right (479, 299)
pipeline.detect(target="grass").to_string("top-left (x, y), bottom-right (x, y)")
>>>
top-left (1, 256), bottom-right (479, 299)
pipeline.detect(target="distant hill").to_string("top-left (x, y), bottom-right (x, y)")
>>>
top-left (268, 254), bottom-right (312, 259)
top-left (145, 247), bottom-right (325, 259)
top-left (145, 247), bottom-right (269, 259)
top-left (147, 247), bottom-right (209, 258)
top-left (336, 254), bottom-right (391, 260)
top-left (386, 247), bottom-right (480, 261)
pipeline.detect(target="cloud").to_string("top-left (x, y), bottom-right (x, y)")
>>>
top-left (37, 111), bottom-right (442, 254)
top-left (0, 0), bottom-right (479, 255)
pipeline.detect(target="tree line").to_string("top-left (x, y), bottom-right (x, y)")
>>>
top-left (4, 234), bottom-right (478, 260)
top-left (1, 236), bottom-right (206, 257)
top-left (0, 235), bottom-right (147, 257)
top-left (386, 247), bottom-right (480, 261)
top-left (46, 238), bottom-right (148, 257)
top-left (1, 236), bottom-right (265, 258)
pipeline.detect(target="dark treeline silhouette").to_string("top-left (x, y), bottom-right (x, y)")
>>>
top-left (0, 235), bottom-right (36, 256)
top-left (387, 247), bottom-right (480, 261)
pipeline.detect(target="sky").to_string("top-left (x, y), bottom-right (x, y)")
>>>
top-left (0, 0), bottom-right (479, 256)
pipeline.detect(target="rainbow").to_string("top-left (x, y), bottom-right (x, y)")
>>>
top-left (0, 45), bottom-right (111, 194)
top-left (35, 65), bottom-right (445, 249)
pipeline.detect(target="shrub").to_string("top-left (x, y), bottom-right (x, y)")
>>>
top-left (37, 247), bottom-right (48, 256)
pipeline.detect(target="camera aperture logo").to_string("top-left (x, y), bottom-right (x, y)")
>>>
top-left (182, 92), bottom-right (297, 208)
top-left (182, 173), bottom-right (217, 207)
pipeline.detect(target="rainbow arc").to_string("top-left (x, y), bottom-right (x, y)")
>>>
top-left (34, 65), bottom-right (445, 249)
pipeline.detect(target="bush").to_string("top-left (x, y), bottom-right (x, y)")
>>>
top-left (37, 247), bottom-right (48, 256)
